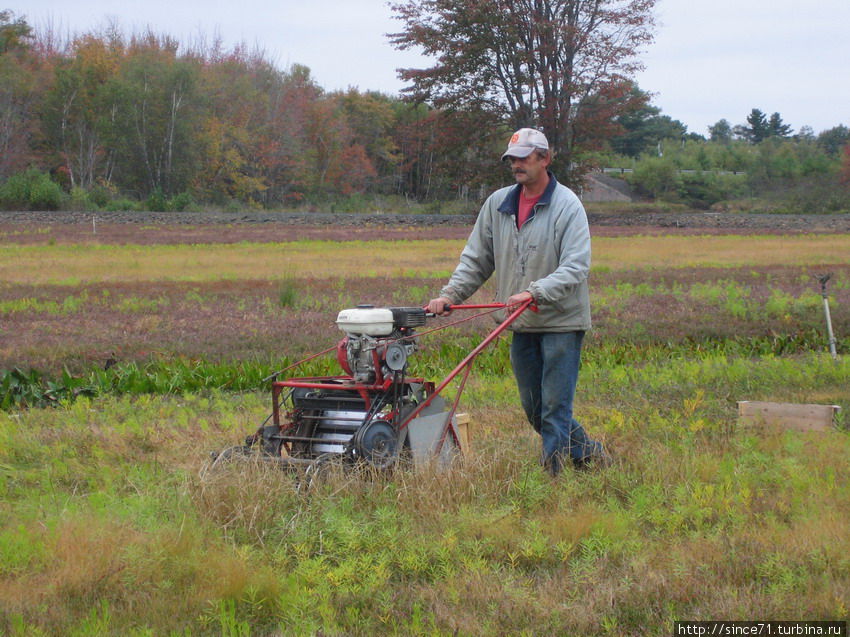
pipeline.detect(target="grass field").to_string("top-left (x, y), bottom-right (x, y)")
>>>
top-left (4, 234), bottom-right (850, 283)
top-left (1, 229), bottom-right (849, 635)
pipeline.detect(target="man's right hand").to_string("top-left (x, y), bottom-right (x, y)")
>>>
top-left (427, 296), bottom-right (453, 315)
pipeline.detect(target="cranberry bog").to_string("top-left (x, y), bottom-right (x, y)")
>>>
top-left (1, 218), bottom-right (849, 635)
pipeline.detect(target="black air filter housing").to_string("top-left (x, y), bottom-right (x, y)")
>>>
top-left (390, 307), bottom-right (427, 328)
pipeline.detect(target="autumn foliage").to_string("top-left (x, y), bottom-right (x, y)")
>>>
top-left (389, 0), bottom-right (657, 182)
top-left (0, 15), bottom-right (508, 206)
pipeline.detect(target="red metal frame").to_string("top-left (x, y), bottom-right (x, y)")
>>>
top-left (396, 299), bottom-right (534, 452)
top-left (271, 375), bottom-right (429, 425)
top-left (269, 300), bottom-right (533, 458)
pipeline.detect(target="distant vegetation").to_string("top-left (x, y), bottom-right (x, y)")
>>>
top-left (1, 9), bottom-right (848, 214)
top-left (594, 106), bottom-right (850, 212)
top-left (597, 132), bottom-right (850, 213)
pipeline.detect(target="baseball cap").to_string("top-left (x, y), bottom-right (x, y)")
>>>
top-left (501, 128), bottom-right (549, 160)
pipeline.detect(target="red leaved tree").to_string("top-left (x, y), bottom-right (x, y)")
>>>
top-left (0, 10), bottom-right (45, 180)
top-left (389, 0), bottom-right (657, 184)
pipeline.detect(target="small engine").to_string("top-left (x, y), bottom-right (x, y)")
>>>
top-left (336, 306), bottom-right (427, 383)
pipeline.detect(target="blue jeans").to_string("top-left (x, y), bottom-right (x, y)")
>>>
top-left (510, 331), bottom-right (601, 474)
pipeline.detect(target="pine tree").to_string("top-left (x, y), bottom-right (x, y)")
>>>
top-left (768, 112), bottom-right (793, 138)
top-left (741, 109), bottom-right (770, 143)
top-left (708, 119), bottom-right (732, 144)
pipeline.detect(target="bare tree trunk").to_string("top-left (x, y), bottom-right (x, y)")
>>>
top-left (164, 84), bottom-right (184, 193)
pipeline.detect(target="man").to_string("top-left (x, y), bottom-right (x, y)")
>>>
top-left (427, 128), bottom-right (607, 475)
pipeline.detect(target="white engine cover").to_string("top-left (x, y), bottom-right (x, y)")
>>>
top-left (336, 307), bottom-right (395, 336)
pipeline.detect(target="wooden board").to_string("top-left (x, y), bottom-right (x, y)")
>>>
top-left (453, 412), bottom-right (471, 454)
top-left (737, 401), bottom-right (841, 432)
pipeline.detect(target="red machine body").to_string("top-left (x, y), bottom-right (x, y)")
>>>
top-left (218, 300), bottom-right (532, 471)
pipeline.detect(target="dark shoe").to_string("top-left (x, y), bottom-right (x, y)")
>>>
top-left (573, 449), bottom-right (613, 470)
top-left (543, 452), bottom-right (564, 477)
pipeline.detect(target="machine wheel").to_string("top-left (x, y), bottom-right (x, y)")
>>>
top-left (352, 419), bottom-right (399, 469)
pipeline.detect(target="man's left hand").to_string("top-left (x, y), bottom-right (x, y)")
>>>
top-left (506, 291), bottom-right (534, 307)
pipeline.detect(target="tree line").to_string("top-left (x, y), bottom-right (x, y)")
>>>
top-left (1, 7), bottom-right (848, 213)
top-left (0, 10), bottom-right (514, 211)
top-left (597, 97), bottom-right (850, 211)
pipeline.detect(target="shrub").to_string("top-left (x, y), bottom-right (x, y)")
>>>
top-left (105, 198), bottom-right (140, 212)
top-left (224, 199), bottom-right (243, 213)
top-left (0, 172), bottom-right (31, 208)
top-left (167, 191), bottom-right (195, 212)
top-left (89, 184), bottom-right (113, 208)
top-left (69, 187), bottom-right (92, 211)
top-left (28, 177), bottom-right (63, 210)
top-left (146, 188), bottom-right (167, 212)
top-left (322, 192), bottom-right (370, 213)
top-left (277, 274), bottom-right (299, 308)
top-left (629, 158), bottom-right (679, 199)
top-left (0, 169), bottom-right (64, 210)
top-left (677, 172), bottom-right (748, 209)
top-left (778, 176), bottom-right (850, 214)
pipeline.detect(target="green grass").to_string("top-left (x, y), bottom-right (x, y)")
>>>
top-left (1, 350), bottom-right (848, 635)
top-left (1, 235), bottom-right (850, 634)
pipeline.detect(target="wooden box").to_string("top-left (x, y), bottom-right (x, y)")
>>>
top-left (453, 412), bottom-right (471, 454)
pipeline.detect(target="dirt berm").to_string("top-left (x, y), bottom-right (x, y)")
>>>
top-left (1, 209), bottom-right (850, 233)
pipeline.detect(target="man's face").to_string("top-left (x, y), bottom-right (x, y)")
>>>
top-left (507, 152), bottom-right (549, 188)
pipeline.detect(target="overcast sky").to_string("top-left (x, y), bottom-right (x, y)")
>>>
top-left (7, 0), bottom-right (849, 136)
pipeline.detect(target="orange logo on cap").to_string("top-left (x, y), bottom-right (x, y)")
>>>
top-left (510, 133), bottom-right (520, 144)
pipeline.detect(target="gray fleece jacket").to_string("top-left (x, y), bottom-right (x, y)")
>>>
top-left (440, 172), bottom-right (591, 332)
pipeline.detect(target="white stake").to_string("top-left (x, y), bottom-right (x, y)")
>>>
top-left (817, 274), bottom-right (838, 360)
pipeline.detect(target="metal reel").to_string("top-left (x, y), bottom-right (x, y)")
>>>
top-left (293, 453), bottom-right (339, 493)
top-left (351, 418), bottom-right (399, 469)
top-left (199, 444), bottom-right (274, 486)
top-left (204, 445), bottom-right (254, 474)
